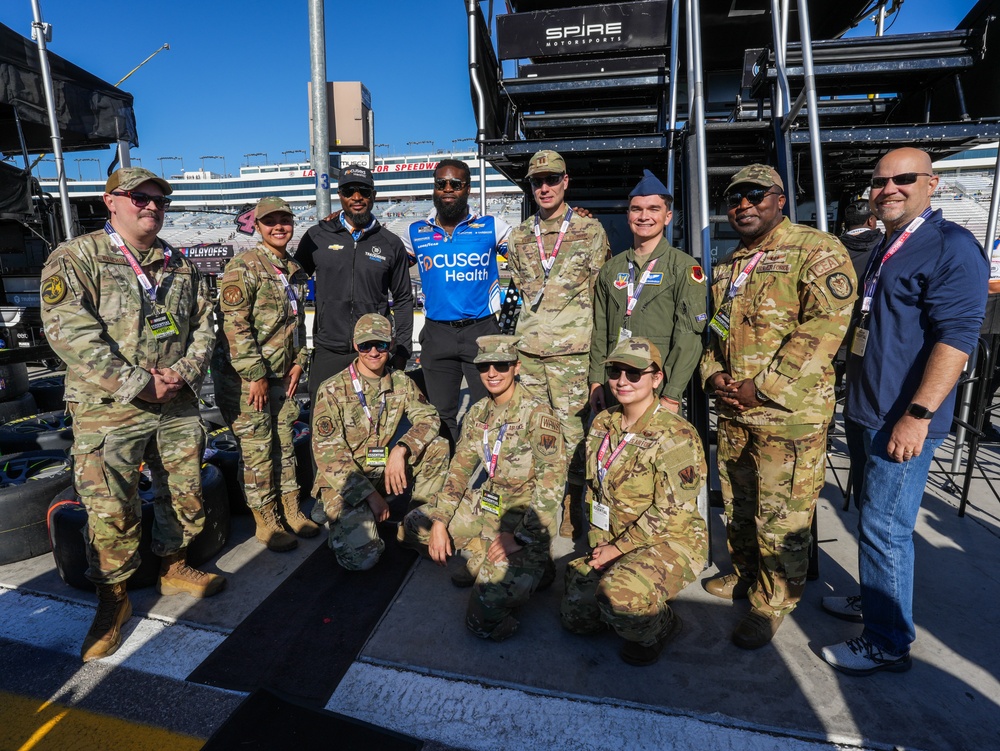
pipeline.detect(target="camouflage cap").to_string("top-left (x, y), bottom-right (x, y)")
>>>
top-left (354, 313), bottom-right (393, 344)
top-left (724, 164), bottom-right (784, 195)
top-left (526, 150), bottom-right (566, 177)
top-left (473, 335), bottom-right (521, 364)
top-left (604, 337), bottom-right (663, 371)
top-left (255, 196), bottom-right (293, 221)
top-left (105, 167), bottom-right (172, 196)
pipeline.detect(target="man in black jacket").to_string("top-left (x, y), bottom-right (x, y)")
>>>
top-left (839, 199), bottom-right (883, 281)
top-left (294, 165), bottom-right (414, 401)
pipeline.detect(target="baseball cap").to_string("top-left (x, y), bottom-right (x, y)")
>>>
top-left (354, 313), bottom-right (393, 344)
top-left (339, 164), bottom-right (375, 189)
top-left (105, 167), bottom-right (172, 196)
top-left (255, 197), bottom-right (293, 221)
top-left (473, 335), bottom-right (521, 364)
top-left (526, 150), bottom-right (566, 177)
top-left (724, 164), bottom-right (784, 195)
top-left (604, 337), bottom-right (663, 371)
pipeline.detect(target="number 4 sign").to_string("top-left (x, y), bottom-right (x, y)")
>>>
top-left (235, 203), bottom-right (256, 235)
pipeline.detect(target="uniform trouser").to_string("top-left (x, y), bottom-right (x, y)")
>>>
top-left (323, 436), bottom-right (450, 571)
top-left (517, 352), bottom-right (589, 485)
top-left (401, 502), bottom-right (550, 639)
top-left (717, 419), bottom-right (828, 616)
top-left (218, 378), bottom-right (299, 510)
top-left (69, 398), bottom-right (206, 585)
top-left (561, 543), bottom-right (701, 645)
top-left (419, 316), bottom-right (499, 446)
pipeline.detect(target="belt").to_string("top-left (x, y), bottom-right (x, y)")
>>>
top-left (428, 314), bottom-right (493, 329)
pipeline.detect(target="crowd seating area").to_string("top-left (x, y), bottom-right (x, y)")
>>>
top-left (937, 175), bottom-right (994, 242)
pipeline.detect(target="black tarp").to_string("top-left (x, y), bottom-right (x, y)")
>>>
top-left (0, 22), bottom-right (137, 155)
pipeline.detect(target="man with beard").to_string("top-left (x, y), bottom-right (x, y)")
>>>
top-left (295, 165), bottom-right (413, 405)
top-left (403, 159), bottom-right (511, 446)
top-left (699, 164), bottom-right (856, 650)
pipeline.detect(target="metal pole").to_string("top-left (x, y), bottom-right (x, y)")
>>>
top-left (467, 0), bottom-right (489, 214)
top-left (29, 0), bottom-right (73, 240)
top-left (798, 0), bottom-right (828, 232)
top-left (665, 0), bottom-right (680, 244)
top-left (368, 110), bottom-right (375, 172)
top-left (984, 146), bottom-right (1000, 258)
top-left (308, 0), bottom-right (331, 218)
top-left (876, 1), bottom-right (887, 35)
top-left (769, 0), bottom-right (797, 222)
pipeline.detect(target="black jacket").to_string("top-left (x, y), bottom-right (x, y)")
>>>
top-left (294, 215), bottom-right (413, 360)
top-left (839, 228), bottom-right (884, 281)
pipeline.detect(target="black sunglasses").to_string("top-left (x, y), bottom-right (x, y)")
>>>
top-left (434, 178), bottom-right (468, 191)
top-left (528, 173), bottom-right (565, 189)
top-left (607, 365), bottom-right (656, 383)
top-left (870, 172), bottom-right (933, 190)
top-left (339, 185), bottom-right (374, 199)
top-left (258, 215), bottom-right (293, 227)
top-left (357, 340), bottom-right (390, 353)
top-left (475, 361), bottom-right (514, 373)
top-left (725, 188), bottom-right (779, 209)
top-left (111, 190), bottom-right (171, 210)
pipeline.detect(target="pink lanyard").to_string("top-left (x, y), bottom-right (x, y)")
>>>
top-left (625, 259), bottom-right (658, 317)
top-left (534, 207), bottom-right (573, 279)
top-left (269, 263), bottom-right (299, 316)
top-left (482, 423), bottom-right (509, 479)
top-left (104, 222), bottom-right (171, 304)
top-left (596, 431), bottom-right (632, 485)
top-left (726, 250), bottom-right (766, 301)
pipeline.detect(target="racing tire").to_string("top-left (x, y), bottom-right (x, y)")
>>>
top-left (0, 364), bottom-right (30, 401)
top-left (0, 410), bottom-right (73, 454)
top-left (204, 425), bottom-right (245, 514)
top-left (0, 450), bottom-right (73, 565)
top-left (27, 375), bottom-right (66, 413)
top-left (0, 393), bottom-right (38, 428)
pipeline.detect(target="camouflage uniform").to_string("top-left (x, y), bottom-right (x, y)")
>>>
top-left (402, 357), bottom-right (564, 640)
top-left (40, 224), bottom-right (214, 585)
top-left (560, 379), bottom-right (708, 646)
top-left (312, 352), bottom-right (449, 571)
top-left (213, 240), bottom-right (309, 511)
top-left (700, 215), bottom-right (856, 615)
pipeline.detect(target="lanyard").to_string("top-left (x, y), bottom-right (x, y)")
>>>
top-left (534, 207), bottom-right (573, 278)
top-left (482, 423), bottom-right (509, 479)
top-left (349, 363), bottom-right (386, 435)
top-left (596, 431), bottom-right (633, 485)
top-left (861, 208), bottom-right (933, 314)
top-left (727, 249), bottom-right (767, 301)
top-left (625, 258), bottom-right (659, 318)
top-left (104, 222), bottom-right (171, 304)
top-left (269, 263), bottom-right (299, 316)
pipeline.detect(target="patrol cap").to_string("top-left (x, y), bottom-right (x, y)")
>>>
top-left (526, 150), bottom-right (566, 177)
top-left (354, 313), bottom-right (393, 344)
top-left (339, 164), bottom-right (375, 189)
top-left (604, 337), bottom-right (663, 371)
top-left (473, 335), bottom-right (521, 364)
top-left (105, 167), bottom-right (172, 196)
top-left (629, 169), bottom-right (670, 198)
top-left (255, 196), bottom-right (293, 221)
top-left (724, 164), bottom-right (783, 196)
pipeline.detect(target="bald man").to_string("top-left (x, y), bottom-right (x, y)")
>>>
top-left (821, 148), bottom-right (988, 676)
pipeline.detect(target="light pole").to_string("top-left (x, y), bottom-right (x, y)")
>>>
top-left (282, 149), bottom-right (306, 164)
top-left (157, 156), bottom-right (182, 177)
top-left (244, 152), bottom-right (266, 167)
top-left (200, 155), bottom-right (226, 177)
top-left (407, 140), bottom-right (433, 154)
top-left (74, 157), bottom-right (100, 181)
top-left (451, 138), bottom-right (475, 155)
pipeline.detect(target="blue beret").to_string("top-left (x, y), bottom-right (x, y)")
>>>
top-left (629, 169), bottom-right (669, 198)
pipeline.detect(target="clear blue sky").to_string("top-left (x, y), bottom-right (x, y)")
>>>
top-left (0, 0), bottom-right (978, 181)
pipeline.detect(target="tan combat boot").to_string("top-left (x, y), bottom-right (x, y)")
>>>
top-left (279, 491), bottom-right (320, 538)
top-left (158, 550), bottom-right (226, 598)
top-left (81, 582), bottom-right (132, 662)
top-left (251, 502), bottom-right (298, 551)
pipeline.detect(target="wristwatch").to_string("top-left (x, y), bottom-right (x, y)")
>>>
top-left (906, 403), bottom-right (935, 419)
top-left (754, 387), bottom-right (769, 404)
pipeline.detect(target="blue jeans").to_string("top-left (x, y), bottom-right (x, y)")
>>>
top-left (845, 419), bottom-right (943, 654)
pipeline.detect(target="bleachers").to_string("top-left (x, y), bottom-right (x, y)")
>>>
top-left (937, 177), bottom-right (992, 241)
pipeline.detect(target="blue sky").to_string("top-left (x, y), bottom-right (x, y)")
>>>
top-left (0, 0), bottom-right (978, 180)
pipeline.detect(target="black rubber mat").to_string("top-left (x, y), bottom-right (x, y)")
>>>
top-left (201, 687), bottom-right (423, 750)
top-left (187, 523), bottom-right (416, 705)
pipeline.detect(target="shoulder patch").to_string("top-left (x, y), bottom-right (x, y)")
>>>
top-left (810, 255), bottom-right (841, 278)
top-left (539, 416), bottom-right (561, 433)
top-left (41, 275), bottom-right (67, 305)
top-left (678, 464), bottom-right (699, 490)
top-left (826, 272), bottom-right (854, 300)
top-left (315, 416), bottom-right (335, 437)
top-left (690, 265), bottom-right (706, 283)
top-left (538, 432), bottom-right (559, 456)
top-left (221, 283), bottom-right (246, 307)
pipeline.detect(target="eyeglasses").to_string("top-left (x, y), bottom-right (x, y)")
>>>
top-left (357, 340), bottom-right (391, 353)
top-left (725, 188), bottom-right (779, 209)
top-left (607, 365), bottom-right (656, 383)
top-left (528, 173), bottom-right (565, 189)
top-left (110, 190), bottom-right (171, 210)
top-left (475, 361), bottom-right (514, 373)
top-left (434, 178), bottom-right (468, 191)
top-left (339, 185), bottom-right (374, 199)
top-left (258, 215), bottom-right (293, 227)
top-left (870, 172), bottom-right (933, 190)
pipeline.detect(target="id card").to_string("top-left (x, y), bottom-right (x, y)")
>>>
top-left (366, 446), bottom-right (387, 468)
top-left (591, 497), bottom-right (610, 531)
top-left (708, 309), bottom-right (731, 341)
top-left (146, 311), bottom-right (179, 341)
top-left (618, 326), bottom-right (632, 343)
top-left (481, 489), bottom-right (502, 516)
top-left (851, 327), bottom-right (868, 357)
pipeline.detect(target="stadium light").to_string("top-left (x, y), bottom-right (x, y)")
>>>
top-left (407, 140), bottom-right (433, 153)
top-left (244, 152), bottom-right (266, 167)
top-left (451, 138), bottom-right (475, 155)
top-left (200, 155), bottom-right (226, 177)
top-left (157, 156), bottom-right (183, 177)
top-left (74, 157), bottom-right (100, 181)
top-left (282, 149), bottom-right (306, 164)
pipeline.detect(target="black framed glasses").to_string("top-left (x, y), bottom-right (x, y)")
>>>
top-left (725, 188), bottom-right (779, 209)
top-left (870, 172), bottom-right (933, 190)
top-left (339, 185), bottom-right (374, 199)
top-left (475, 361), bottom-right (514, 373)
top-left (528, 173), bottom-right (565, 189)
top-left (357, 340), bottom-right (391, 353)
top-left (258, 215), bottom-right (293, 227)
top-left (111, 190), bottom-right (172, 210)
top-left (434, 178), bottom-right (468, 191)
top-left (607, 365), bottom-right (656, 383)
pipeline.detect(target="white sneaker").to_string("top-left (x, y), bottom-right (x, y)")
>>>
top-left (821, 636), bottom-right (911, 676)
top-left (822, 594), bottom-right (864, 623)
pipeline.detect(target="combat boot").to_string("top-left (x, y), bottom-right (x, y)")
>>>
top-left (81, 582), bottom-right (132, 662)
top-left (560, 483), bottom-right (585, 539)
top-left (279, 491), bottom-right (320, 538)
top-left (251, 502), bottom-right (298, 551)
top-left (703, 572), bottom-right (751, 600)
top-left (158, 550), bottom-right (226, 598)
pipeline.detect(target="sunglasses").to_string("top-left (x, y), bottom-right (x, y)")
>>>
top-left (111, 190), bottom-right (171, 210)
top-left (725, 188), bottom-right (779, 209)
top-left (870, 172), bottom-right (933, 190)
top-left (357, 340), bottom-right (390, 353)
top-left (528, 173), bottom-right (565, 189)
top-left (434, 178), bottom-right (468, 191)
top-left (339, 185), bottom-right (374, 199)
top-left (475, 361), bottom-right (514, 373)
top-left (607, 365), bottom-right (656, 383)
top-left (258, 215), bottom-right (293, 227)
